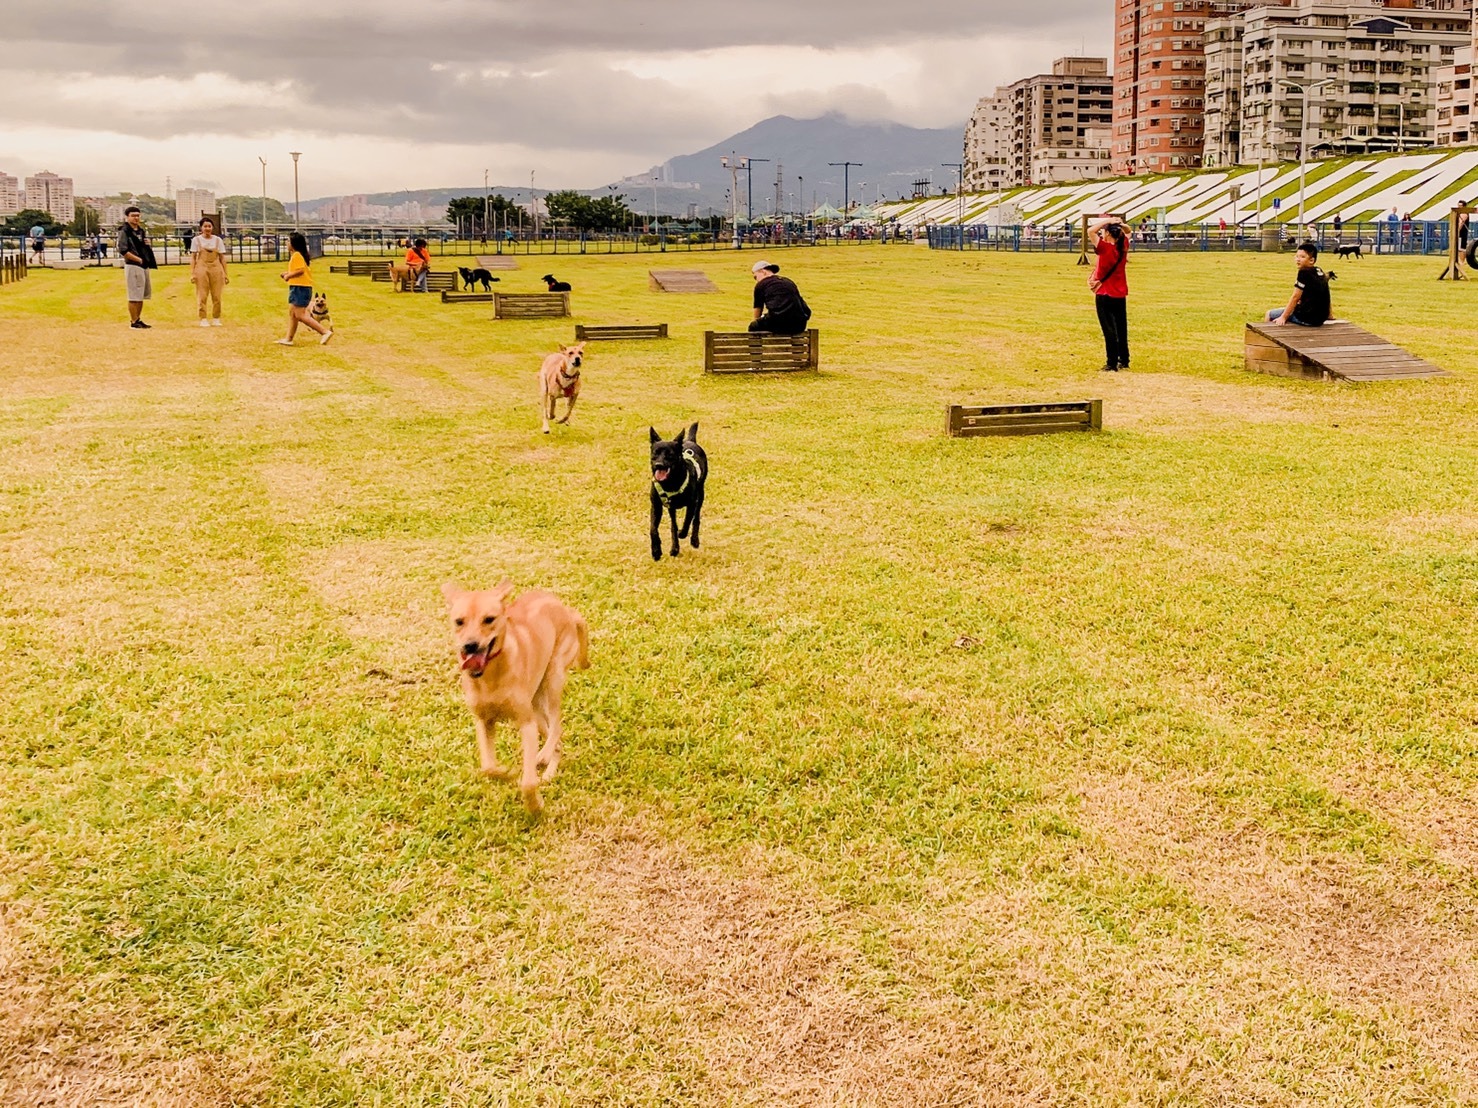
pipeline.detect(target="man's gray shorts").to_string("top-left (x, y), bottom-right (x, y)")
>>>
top-left (125, 265), bottom-right (152, 301)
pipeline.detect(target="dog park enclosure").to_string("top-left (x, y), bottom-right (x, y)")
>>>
top-left (493, 291), bottom-right (571, 319)
top-left (947, 400), bottom-right (1103, 437)
top-left (703, 330), bottom-right (819, 373)
top-left (1243, 321), bottom-right (1449, 382)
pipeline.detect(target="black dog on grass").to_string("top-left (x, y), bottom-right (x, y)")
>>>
top-left (541, 274), bottom-right (572, 292)
top-left (649, 424), bottom-right (706, 561)
top-left (1333, 243), bottom-right (1363, 260)
top-left (457, 266), bottom-right (499, 291)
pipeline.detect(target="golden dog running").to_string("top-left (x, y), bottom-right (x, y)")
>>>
top-left (538, 343), bottom-right (585, 434)
top-left (442, 580), bottom-right (589, 814)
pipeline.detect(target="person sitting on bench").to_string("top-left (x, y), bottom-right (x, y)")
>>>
top-left (1266, 241), bottom-right (1331, 327)
top-left (405, 237), bottom-right (431, 293)
top-left (748, 260), bottom-right (811, 334)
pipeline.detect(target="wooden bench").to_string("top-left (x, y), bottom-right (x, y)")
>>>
top-left (946, 400), bottom-right (1103, 438)
top-left (1244, 320), bottom-right (1448, 382)
top-left (441, 291), bottom-right (496, 304)
top-left (494, 292), bottom-right (570, 319)
top-left (703, 330), bottom-right (818, 373)
top-left (334, 259), bottom-right (390, 277)
top-left (575, 323), bottom-right (669, 342)
top-left (650, 269), bottom-right (719, 293)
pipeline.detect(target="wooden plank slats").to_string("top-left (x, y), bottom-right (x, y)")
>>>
top-left (441, 291), bottom-right (496, 303)
top-left (947, 400), bottom-right (1103, 438)
top-left (703, 330), bottom-right (818, 373)
top-left (493, 291), bottom-right (571, 319)
top-left (1244, 321), bottom-right (1447, 381)
top-left (650, 269), bottom-right (720, 293)
top-left (574, 324), bottom-right (669, 341)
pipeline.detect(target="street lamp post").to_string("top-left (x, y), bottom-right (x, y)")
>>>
top-left (651, 176), bottom-right (659, 235)
top-left (719, 154), bottom-right (745, 248)
top-left (797, 174), bottom-right (804, 235)
top-left (829, 161), bottom-right (862, 221)
top-left (484, 169), bottom-right (489, 241)
top-left (289, 151), bottom-right (301, 230)
top-left (942, 162), bottom-right (964, 249)
top-left (744, 158), bottom-right (770, 225)
top-left (258, 156), bottom-right (267, 245)
top-left (1279, 78), bottom-right (1332, 230)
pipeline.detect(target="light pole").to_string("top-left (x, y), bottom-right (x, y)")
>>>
top-left (829, 161), bottom-right (862, 221)
top-left (744, 157), bottom-right (769, 225)
top-left (942, 162), bottom-right (964, 249)
top-left (651, 176), bottom-right (659, 234)
top-left (1278, 78), bottom-right (1332, 229)
top-left (484, 168), bottom-right (489, 240)
top-left (289, 151), bottom-right (301, 230)
top-left (719, 154), bottom-right (745, 248)
top-left (258, 156), bottom-right (267, 243)
top-left (797, 174), bottom-right (804, 234)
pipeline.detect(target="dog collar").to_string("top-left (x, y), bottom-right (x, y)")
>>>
top-left (653, 450), bottom-right (701, 503)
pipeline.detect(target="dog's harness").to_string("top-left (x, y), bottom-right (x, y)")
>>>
top-left (555, 366), bottom-right (580, 397)
top-left (653, 448), bottom-right (703, 504)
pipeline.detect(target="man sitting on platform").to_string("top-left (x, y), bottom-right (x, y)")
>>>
top-left (748, 260), bottom-right (811, 334)
top-left (1266, 242), bottom-right (1332, 327)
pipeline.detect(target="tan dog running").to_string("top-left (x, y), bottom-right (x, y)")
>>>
top-left (442, 579), bottom-right (589, 813)
top-left (387, 261), bottom-right (413, 292)
top-left (539, 343), bottom-right (585, 434)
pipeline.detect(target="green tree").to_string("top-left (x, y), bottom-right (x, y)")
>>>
top-left (217, 195), bottom-right (289, 225)
top-left (543, 190), bottom-right (636, 232)
top-left (447, 194), bottom-right (526, 236)
top-left (3, 208), bottom-right (62, 236)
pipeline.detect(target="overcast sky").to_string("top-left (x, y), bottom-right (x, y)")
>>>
top-left (3, 0), bottom-right (1106, 200)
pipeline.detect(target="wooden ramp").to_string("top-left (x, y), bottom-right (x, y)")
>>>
top-left (475, 256), bottom-right (518, 270)
top-left (1245, 321), bottom-right (1448, 382)
top-left (649, 269), bottom-right (719, 293)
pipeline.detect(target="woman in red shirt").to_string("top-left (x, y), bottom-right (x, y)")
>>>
top-left (1088, 218), bottom-right (1129, 372)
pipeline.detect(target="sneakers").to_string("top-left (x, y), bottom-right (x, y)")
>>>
top-left (130, 319), bottom-right (150, 329)
top-left (1098, 363), bottom-right (1118, 372)
top-left (199, 319), bottom-right (211, 328)
top-left (211, 319), bottom-right (223, 327)
top-left (319, 330), bottom-right (334, 346)
top-left (275, 337), bottom-right (294, 346)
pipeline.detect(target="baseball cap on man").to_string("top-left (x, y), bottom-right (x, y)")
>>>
top-left (751, 259), bottom-right (778, 274)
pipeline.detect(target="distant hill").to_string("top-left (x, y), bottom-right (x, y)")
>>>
top-left (301, 113), bottom-right (965, 220)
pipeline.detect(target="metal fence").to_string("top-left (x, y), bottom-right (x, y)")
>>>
top-left (927, 220), bottom-right (1451, 255)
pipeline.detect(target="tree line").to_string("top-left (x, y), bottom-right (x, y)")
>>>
top-left (446, 191), bottom-right (645, 233)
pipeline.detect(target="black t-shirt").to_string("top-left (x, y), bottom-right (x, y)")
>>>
top-left (753, 274), bottom-right (807, 320)
top-left (1291, 266), bottom-right (1330, 326)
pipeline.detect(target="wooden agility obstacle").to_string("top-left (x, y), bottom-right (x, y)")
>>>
top-left (649, 269), bottom-right (720, 293)
top-left (1244, 321), bottom-right (1449, 382)
top-left (947, 400), bottom-right (1103, 438)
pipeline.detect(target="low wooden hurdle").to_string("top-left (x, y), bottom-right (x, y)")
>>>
top-left (574, 324), bottom-right (668, 341)
top-left (947, 400), bottom-right (1103, 438)
top-left (1244, 321), bottom-right (1448, 381)
top-left (371, 269), bottom-right (456, 292)
top-left (493, 291), bottom-right (571, 319)
top-left (703, 330), bottom-right (818, 373)
top-left (441, 291), bottom-right (496, 304)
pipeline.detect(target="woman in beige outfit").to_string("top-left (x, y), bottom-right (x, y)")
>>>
top-left (189, 216), bottom-right (229, 325)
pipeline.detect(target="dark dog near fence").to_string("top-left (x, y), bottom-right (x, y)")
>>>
top-left (458, 266), bottom-right (498, 291)
top-left (1334, 243), bottom-right (1363, 260)
top-left (649, 424), bottom-right (706, 562)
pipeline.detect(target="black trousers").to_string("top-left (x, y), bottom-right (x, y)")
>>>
top-left (748, 312), bottom-right (807, 335)
top-left (1095, 295), bottom-right (1129, 368)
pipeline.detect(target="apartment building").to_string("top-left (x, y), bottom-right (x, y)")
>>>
top-left (963, 91), bottom-right (1011, 190)
top-left (1220, 0), bottom-right (1470, 167)
top-left (1000, 57), bottom-right (1114, 187)
top-left (23, 171), bottom-right (75, 222)
top-left (1114, 0), bottom-right (1287, 175)
top-left (1434, 10), bottom-right (1478, 144)
top-left (175, 187), bottom-right (216, 225)
top-left (0, 171), bottom-right (18, 217)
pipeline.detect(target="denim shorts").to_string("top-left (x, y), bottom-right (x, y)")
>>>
top-left (287, 285), bottom-right (312, 308)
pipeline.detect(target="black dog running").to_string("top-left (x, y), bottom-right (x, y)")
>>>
top-left (649, 423), bottom-right (706, 561)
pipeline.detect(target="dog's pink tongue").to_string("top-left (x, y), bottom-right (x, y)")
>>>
top-left (654, 468), bottom-right (669, 481)
top-left (461, 652), bottom-right (488, 673)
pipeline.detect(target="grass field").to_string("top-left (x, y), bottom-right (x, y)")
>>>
top-left (2, 246), bottom-right (1477, 1106)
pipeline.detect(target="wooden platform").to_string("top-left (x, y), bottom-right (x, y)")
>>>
top-left (1245, 321), bottom-right (1448, 382)
top-left (703, 330), bottom-right (818, 374)
top-left (650, 269), bottom-right (719, 293)
top-left (947, 400), bottom-right (1102, 438)
top-left (494, 291), bottom-right (570, 319)
top-left (575, 323), bottom-right (668, 341)
top-left (475, 256), bottom-right (518, 270)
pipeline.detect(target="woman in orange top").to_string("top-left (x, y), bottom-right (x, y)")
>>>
top-left (276, 232), bottom-right (333, 346)
top-left (405, 237), bottom-right (431, 293)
